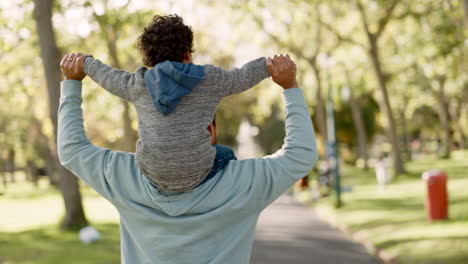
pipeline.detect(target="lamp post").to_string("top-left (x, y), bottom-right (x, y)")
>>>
top-left (321, 53), bottom-right (343, 208)
top-left (326, 87), bottom-right (343, 208)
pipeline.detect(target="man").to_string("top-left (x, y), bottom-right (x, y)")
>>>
top-left (58, 53), bottom-right (317, 264)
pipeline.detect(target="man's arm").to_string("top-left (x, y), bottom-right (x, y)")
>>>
top-left (82, 56), bottom-right (137, 102)
top-left (211, 57), bottom-right (269, 96)
top-left (243, 55), bottom-right (318, 210)
top-left (57, 80), bottom-right (118, 201)
top-left (247, 88), bottom-right (317, 209)
top-left (57, 54), bottom-right (137, 202)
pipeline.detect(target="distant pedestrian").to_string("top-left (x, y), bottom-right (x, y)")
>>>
top-left (375, 154), bottom-right (391, 191)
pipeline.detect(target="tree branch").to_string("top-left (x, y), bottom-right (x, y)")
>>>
top-left (391, 62), bottom-right (417, 78)
top-left (356, 0), bottom-right (372, 37)
top-left (312, 3), bottom-right (322, 57)
top-left (393, 3), bottom-right (436, 20)
top-left (319, 20), bottom-right (367, 50)
top-left (375, 0), bottom-right (399, 37)
top-left (251, 7), bottom-right (341, 69)
top-left (251, 14), bottom-right (310, 62)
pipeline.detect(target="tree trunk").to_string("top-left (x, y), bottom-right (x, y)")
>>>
top-left (45, 151), bottom-right (59, 185)
top-left (436, 77), bottom-right (452, 158)
top-left (462, 101), bottom-right (468, 149)
top-left (349, 94), bottom-right (369, 168)
top-left (343, 66), bottom-right (369, 168)
top-left (1, 158), bottom-right (7, 189)
top-left (32, 117), bottom-right (59, 186)
top-left (27, 160), bottom-right (39, 187)
top-left (368, 38), bottom-right (405, 175)
top-left (399, 108), bottom-right (412, 161)
top-left (449, 100), bottom-right (466, 149)
top-left (33, 0), bottom-right (88, 229)
top-left (7, 148), bottom-right (16, 183)
top-left (463, 0), bottom-right (468, 26)
top-left (310, 63), bottom-right (328, 157)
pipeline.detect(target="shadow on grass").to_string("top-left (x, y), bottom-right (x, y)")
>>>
top-left (339, 195), bottom-right (424, 213)
top-left (349, 197), bottom-right (423, 211)
top-left (343, 193), bottom-right (468, 230)
top-left (407, 163), bottom-right (468, 180)
top-left (2, 186), bottom-right (60, 200)
top-left (376, 235), bottom-right (468, 250)
top-left (379, 236), bottom-right (468, 264)
top-left (1, 179), bottom-right (104, 201)
top-left (347, 215), bottom-right (425, 231)
top-left (0, 223), bottom-right (120, 264)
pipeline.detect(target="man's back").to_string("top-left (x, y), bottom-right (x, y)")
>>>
top-left (58, 54), bottom-right (317, 263)
top-left (115, 158), bottom-right (262, 263)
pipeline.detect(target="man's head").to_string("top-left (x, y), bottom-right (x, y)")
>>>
top-left (207, 115), bottom-right (217, 145)
top-left (137, 14), bottom-right (194, 67)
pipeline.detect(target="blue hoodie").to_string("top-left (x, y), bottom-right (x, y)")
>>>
top-left (58, 81), bottom-right (317, 264)
top-left (144, 61), bottom-right (205, 115)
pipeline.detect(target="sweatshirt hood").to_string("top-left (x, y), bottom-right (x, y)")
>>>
top-left (144, 61), bottom-right (205, 115)
top-left (142, 169), bottom-right (230, 217)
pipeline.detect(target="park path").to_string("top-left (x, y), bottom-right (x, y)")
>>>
top-left (251, 195), bottom-right (381, 264)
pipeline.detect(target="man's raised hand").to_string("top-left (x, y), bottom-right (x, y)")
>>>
top-left (60, 53), bottom-right (88, 81)
top-left (266, 54), bottom-right (298, 90)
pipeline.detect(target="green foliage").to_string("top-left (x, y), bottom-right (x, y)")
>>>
top-left (0, 0), bottom-right (466, 168)
top-left (254, 103), bottom-right (285, 155)
top-left (335, 93), bottom-right (379, 145)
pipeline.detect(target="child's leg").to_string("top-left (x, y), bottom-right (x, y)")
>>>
top-left (199, 145), bottom-right (237, 186)
top-left (213, 145), bottom-right (237, 163)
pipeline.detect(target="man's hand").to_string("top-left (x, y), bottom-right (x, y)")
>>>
top-left (60, 53), bottom-right (88, 81)
top-left (266, 54), bottom-right (298, 89)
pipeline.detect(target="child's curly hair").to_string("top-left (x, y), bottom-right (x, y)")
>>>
top-left (137, 14), bottom-right (194, 67)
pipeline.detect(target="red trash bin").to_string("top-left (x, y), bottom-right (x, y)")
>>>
top-left (422, 170), bottom-right (448, 221)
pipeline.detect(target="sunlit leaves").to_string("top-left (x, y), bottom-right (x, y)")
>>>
top-left (1, 0), bottom-right (466, 165)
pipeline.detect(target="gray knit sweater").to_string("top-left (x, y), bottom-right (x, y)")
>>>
top-left (83, 57), bottom-right (268, 191)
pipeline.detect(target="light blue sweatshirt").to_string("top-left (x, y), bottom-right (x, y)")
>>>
top-left (57, 80), bottom-right (318, 264)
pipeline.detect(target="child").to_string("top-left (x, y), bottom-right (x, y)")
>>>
top-left (79, 14), bottom-right (269, 192)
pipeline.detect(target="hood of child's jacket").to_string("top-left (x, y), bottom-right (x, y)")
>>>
top-left (143, 61), bottom-right (205, 116)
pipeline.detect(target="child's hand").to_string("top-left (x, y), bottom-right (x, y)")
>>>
top-left (60, 53), bottom-right (88, 81)
top-left (266, 54), bottom-right (298, 89)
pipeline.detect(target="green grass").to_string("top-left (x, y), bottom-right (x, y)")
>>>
top-left (313, 150), bottom-right (468, 264)
top-left (0, 177), bottom-right (120, 263)
top-left (1, 151), bottom-right (467, 264)
top-left (0, 223), bottom-right (120, 264)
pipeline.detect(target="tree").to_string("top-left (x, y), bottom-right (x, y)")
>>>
top-left (464, 0), bottom-right (468, 25)
top-left (342, 65), bottom-right (369, 168)
top-left (355, 0), bottom-right (405, 174)
top-left (33, 0), bottom-right (88, 229)
top-left (434, 75), bottom-right (452, 157)
top-left (319, 0), bottom-right (405, 174)
top-left (248, 2), bottom-right (330, 157)
top-left (405, 1), bottom-right (467, 156)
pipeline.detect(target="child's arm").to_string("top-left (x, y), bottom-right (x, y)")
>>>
top-left (212, 57), bottom-right (269, 96)
top-left (83, 56), bottom-right (136, 102)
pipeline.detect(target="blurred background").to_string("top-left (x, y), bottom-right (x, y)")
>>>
top-left (0, 0), bottom-right (467, 263)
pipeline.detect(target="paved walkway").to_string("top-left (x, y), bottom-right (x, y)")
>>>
top-left (251, 195), bottom-right (380, 264)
